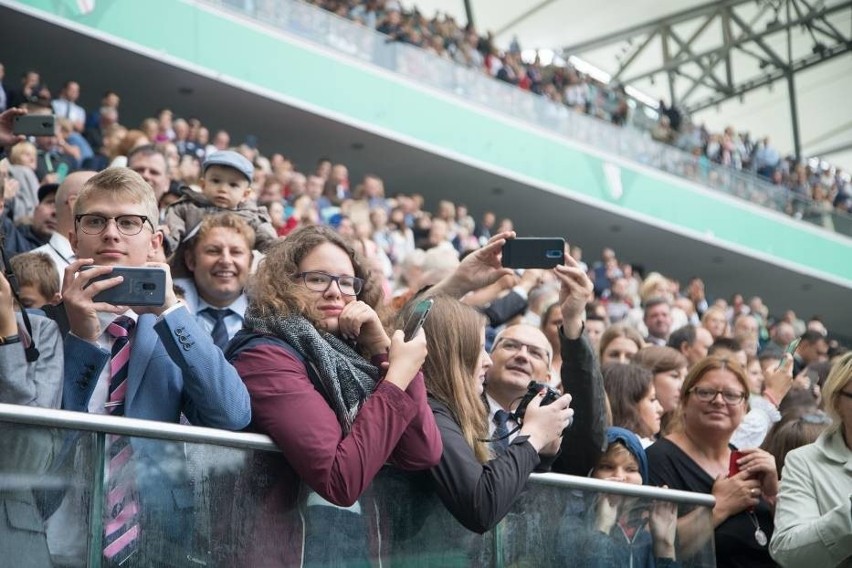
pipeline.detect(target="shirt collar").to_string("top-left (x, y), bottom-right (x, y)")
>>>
top-left (49, 232), bottom-right (75, 258)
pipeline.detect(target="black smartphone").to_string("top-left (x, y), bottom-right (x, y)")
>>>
top-left (13, 114), bottom-right (56, 137)
top-left (403, 298), bottom-right (434, 341)
top-left (501, 237), bottom-right (565, 269)
top-left (82, 266), bottom-right (167, 306)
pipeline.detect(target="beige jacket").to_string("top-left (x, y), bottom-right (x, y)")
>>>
top-left (770, 429), bottom-right (852, 567)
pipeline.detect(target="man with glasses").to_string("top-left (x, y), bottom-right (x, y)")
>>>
top-left (45, 167), bottom-right (250, 567)
top-left (479, 244), bottom-right (606, 476)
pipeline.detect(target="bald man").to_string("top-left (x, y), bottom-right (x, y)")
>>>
top-left (33, 170), bottom-right (95, 285)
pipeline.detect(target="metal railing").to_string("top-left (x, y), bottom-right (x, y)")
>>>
top-left (0, 402), bottom-right (715, 506)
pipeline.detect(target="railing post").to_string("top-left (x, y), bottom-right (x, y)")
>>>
top-left (87, 432), bottom-right (106, 568)
top-left (492, 520), bottom-right (504, 568)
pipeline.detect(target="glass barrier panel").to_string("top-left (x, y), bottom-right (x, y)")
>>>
top-left (0, 414), bottom-right (716, 567)
top-left (0, 424), bottom-right (99, 567)
top-left (197, 0), bottom-right (852, 237)
top-left (498, 479), bottom-right (717, 568)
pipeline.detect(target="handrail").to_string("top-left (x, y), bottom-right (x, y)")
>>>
top-left (0, 403), bottom-right (715, 507)
top-left (0, 403), bottom-right (275, 451)
top-left (531, 472), bottom-right (715, 507)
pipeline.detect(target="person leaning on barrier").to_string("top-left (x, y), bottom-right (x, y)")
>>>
top-left (769, 352), bottom-right (852, 567)
top-left (646, 356), bottom-right (780, 568)
top-left (398, 293), bottom-right (570, 535)
top-left (556, 427), bottom-right (680, 567)
top-left (226, 225), bottom-right (441, 566)
top-left (44, 167), bottom-right (251, 566)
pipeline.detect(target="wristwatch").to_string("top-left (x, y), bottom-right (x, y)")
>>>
top-left (0, 334), bottom-right (21, 345)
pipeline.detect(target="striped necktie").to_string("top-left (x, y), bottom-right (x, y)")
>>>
top-left (103, 316), bottom-right (141, 565)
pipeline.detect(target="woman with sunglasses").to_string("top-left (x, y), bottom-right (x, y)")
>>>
top-left (770, 352), bottom-right (852, 567)
top-left (228, 225), bottom-right (441, 566)
top-left (646, 356), bottom-right (780, 567)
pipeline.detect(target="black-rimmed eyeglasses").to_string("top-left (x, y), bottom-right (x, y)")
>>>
top-left (689, 387), bottom-right (747, 405)
top-left (295, 271), bottom-right (363, 296)
top-left (75, 214), bottom-right (155, 236)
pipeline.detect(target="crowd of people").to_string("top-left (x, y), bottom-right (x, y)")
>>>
top-left (0, 50), bottom-right (851, 568)
top-left (295, 0), bottom-right (852, 218)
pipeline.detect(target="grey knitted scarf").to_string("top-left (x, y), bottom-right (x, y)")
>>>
top-left (244, 310), bottom-right (380, 435)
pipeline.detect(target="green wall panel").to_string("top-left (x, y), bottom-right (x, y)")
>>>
top-left (14, 0), bottom-right (852, 283)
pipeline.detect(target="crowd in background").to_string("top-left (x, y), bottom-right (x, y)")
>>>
top-left (297, 0), bottom-right (852, 217)
top-left (0, 42), bottom-right (851, 568)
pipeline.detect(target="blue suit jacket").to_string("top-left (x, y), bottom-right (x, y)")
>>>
top-left (61, 306), bottom-right (251, 557)
top-left (62, 306), bottom-right (250, 428)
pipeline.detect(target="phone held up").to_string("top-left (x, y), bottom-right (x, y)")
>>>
top-left (13, 114), bottom-right (56, 137)
top-left (775, 337), bottom-right (801, 370)
top-left (403, 298), bottom-right (434, 341)
top-left (501, 237), bottom-right (565, 269)
top-left (82, 266), bottom-right (167, 307)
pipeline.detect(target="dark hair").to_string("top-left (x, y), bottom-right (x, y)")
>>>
top-left (800, 329), bottom-right (827, 344)
top-left (709, 337), bottom-right (742, 355)
top-left (127, 144), bottom-right (169, 173)
top-left (667, 325), bottom-right (696, 350)
top-left (762, 411), bottom-right (830, 475)
top-left (643, 297), bottom-right (669, 314)
top-left (602, 364), bottom-right (656, 438)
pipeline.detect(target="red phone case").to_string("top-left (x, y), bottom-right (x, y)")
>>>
top-left (728, 450), bottom-right (745, 476)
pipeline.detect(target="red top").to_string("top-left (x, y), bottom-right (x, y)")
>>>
top-left (233, 343), bottom-right (442, 507)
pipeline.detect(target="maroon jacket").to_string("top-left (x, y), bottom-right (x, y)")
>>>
top-left (225, 342), bottom-right (442, 566)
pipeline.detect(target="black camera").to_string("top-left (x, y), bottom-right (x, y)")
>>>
top-left (514, 381), bottom-right (561, 421)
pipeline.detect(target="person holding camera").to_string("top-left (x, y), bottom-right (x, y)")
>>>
top-left (429, 232), bottom-right (607, 478)
top-left (397, 293), bottom-right (571, 536)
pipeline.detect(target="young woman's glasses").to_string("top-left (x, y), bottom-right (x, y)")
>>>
top-left (689, 387), bottom-right (747, 404)
top-left (295, 271), bottom-right (363, 296)
top-left (75, 214), bottom-right (154, 236)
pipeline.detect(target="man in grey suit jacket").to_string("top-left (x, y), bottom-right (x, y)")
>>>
top-left (0, 261), bottom-right (64, 568)
top-left (45, 167), bottom-right (251, 567)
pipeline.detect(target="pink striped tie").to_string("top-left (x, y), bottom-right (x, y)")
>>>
top-left (104, 316), bottom-right (140, 565)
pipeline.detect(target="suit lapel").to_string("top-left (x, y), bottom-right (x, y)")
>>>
top-left (126, 313), bottom-right (157, 410)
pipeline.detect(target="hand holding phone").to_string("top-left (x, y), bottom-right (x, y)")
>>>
top-left (403, 298), bottom-right (434, 341)
top-left (775, 338), bottom-right (801, 371)
top-left (728, 450), bottom-right (746, 477)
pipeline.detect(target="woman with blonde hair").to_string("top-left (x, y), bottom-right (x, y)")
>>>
top-left (702, 306), bottom-right (730, 340)
top-left (770, 352), bottom-right (852, 567)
